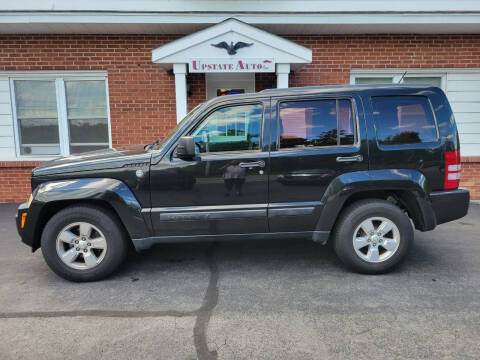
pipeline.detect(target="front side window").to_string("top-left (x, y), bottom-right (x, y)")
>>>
top-left (12, 78), bottom-right (110, 156)
top-left (371, 96), bottom-right (438, 145)
top-left (279, 99), bottom-right (355, 149)
top-left (191, 104), bottom-right (262, 153)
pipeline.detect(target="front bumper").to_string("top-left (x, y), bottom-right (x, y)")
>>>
top-left (16, 202), bottom-right (35, 250)
top-left (430, 188), bottom-right (470, 225)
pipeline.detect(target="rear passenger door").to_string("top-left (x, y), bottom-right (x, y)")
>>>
top-left (368, 95), bottom-right (443, 190)
top-left (268, 94), bottom-right (368, 233)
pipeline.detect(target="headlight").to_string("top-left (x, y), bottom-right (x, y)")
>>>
top-left (27, 193), bottom-right (33, 208)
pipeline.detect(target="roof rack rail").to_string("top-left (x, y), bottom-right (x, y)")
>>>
top-left (259, 83), bottom-right (434, 93)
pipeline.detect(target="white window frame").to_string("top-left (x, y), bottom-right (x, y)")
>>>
top-left (9, 71), bottom-right (111, 160)
top-left (350, 69), bottom-right (447, 91)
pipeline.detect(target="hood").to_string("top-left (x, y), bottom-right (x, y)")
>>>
top-left (33, 145), bottom-right (152, 176)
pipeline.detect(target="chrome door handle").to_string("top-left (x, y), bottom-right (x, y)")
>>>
top-left (239, 160), bottom-right (265, 168)
top-left (336, 155), bottom-right (363, 163)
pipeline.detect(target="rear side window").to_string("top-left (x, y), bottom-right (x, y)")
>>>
top-left (371, 96), bottom-right (438, 145)
top-left (279, 99), bottom-right (355, 148)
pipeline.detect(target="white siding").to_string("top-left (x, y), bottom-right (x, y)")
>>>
top-left (447, 81), bottom-right (479, 92)
top-left (453, 113), bottom-right (479, 123)
top-left (450, 102), bottom-right (480, 113)
top-left (458, 144), bottom-right (479, 156)
top-left (0, 77), bottom-right (15, 159)
top-left (457, 122), bottom-right (480, 133)
top-left (446, 74), bottom-right (480, 156)
top-left (447, 91), bottom-right (480, 103)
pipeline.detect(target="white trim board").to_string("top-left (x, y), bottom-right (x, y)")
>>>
top-left (151, 18), bottom-right (312, 71)
top-left (351, 69), bottom-right (480, 75)
top-left (0, 70), bottom-right (108, 78)
top-left (4, 1), bottom-right (480, 12)
top-left (3, 11), bottom-right (480, 35)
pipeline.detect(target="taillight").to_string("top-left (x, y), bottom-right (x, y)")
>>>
top-left (444, 150), bottom-right (461, 190)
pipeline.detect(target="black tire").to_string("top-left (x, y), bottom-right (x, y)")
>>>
top-left (332, 199), bottom-right (413, 274)
top-left (41, 205), bottom-right (128, 282)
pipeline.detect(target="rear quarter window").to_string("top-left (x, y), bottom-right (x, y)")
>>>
top-left (371, 96), bottom-right (438, 145)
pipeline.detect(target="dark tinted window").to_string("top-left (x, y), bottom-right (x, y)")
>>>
top-left (338, 99), bottom-right (355, 145)
top-left (279, 99), bottom-right (355, 148)
top-left (191, 104), bottom-right (262, 153)
top-left (371, 96), bottom-right (438, 145)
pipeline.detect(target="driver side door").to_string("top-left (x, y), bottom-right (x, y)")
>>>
top-left (149, 100), bottom-right (270, 237)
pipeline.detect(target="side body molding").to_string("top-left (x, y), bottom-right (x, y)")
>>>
top-left (25, 178), bottom-right (151, 251)
top-left (315, 169), bottom-right (435, 237)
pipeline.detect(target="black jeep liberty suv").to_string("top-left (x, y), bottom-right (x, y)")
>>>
top-left (16, 85), bottom-right (470, 282)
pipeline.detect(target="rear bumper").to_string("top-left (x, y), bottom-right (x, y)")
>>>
top-left (430, 188), bottom-right (470, 225)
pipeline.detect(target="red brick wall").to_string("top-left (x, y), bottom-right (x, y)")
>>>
top-left (0, 162), bottom-right (40, 202)
top-left (255, 73), bottom-right (276, 92)
top-left (187, 73), bottom-right (206, 111)
top-left (285, 35), bottom-right (480, 86)
top-left (459, 158), bottom-right (480, 199)
top-left (1, 34), bottom-right (480, 202)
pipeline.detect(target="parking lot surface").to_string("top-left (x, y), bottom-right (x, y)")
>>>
top-left (1, 202), bottom-right (479, 360)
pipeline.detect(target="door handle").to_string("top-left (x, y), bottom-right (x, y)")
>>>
top-left (239, 160), bottom-right (265, 168)
top-left (336, 155), bottom-right (363, 163)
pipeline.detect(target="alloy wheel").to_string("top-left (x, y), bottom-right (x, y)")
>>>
top-left (352, 216), bottom-right (400, 263)
top-left (56, 222), bottom-right (108, 270)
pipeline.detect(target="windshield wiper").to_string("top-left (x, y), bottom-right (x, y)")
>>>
top-left (145, 139), bottom-right (160, 151)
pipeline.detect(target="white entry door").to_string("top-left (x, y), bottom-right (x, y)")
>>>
top-left (205, 73), bottom-right (255, 100)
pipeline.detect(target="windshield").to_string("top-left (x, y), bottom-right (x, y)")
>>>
top-left (146, 103), bottom-right (205, 151)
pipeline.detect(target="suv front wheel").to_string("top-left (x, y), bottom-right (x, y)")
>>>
top-left (41, 205), bottom-right (128, 282)
top-left (333, 199), bottom-right (413, 274)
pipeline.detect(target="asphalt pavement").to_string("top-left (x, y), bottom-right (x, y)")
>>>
top-left (0, 202), bottom-right (479, 360)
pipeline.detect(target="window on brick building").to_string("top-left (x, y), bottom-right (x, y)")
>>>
top-left (352, 73), bottom-right (444, 90)
top-left (13, 80), bottom-right (60, 156)
top-left (65, 81), bottom-right (109, 154)
top-left (278, 98), bottom-right (355, 148)
top-left (355, 77), bottom-right (394, 85)
top-left (402, 77), bottom-right (442, 88)
top-left (11, 76), bottom-right (110, 157)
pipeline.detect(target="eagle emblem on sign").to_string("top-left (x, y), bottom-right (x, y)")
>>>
top-left (211, 41), bottom-right (253, 55)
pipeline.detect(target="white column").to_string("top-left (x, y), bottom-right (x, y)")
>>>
top-left (276, 63), bottom-right (290, 89)
top-left (173, 63), bottom-right (187, 123)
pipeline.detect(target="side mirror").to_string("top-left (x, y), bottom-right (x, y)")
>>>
top-left (176, 136), bottom-right (195, 159)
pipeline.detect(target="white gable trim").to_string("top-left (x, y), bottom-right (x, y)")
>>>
top-left (4, 1), bottom-right (480, 12)
top-left (151, 18), bottom-right (312, 70)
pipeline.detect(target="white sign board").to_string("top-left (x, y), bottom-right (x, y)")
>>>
top-left (189, 58), bottom-right (275, 73)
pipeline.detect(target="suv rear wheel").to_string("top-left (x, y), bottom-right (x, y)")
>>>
top-left (333, 199), bottom-right (413, 274)
top-left (41, 205), bottom-right (128, 282)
